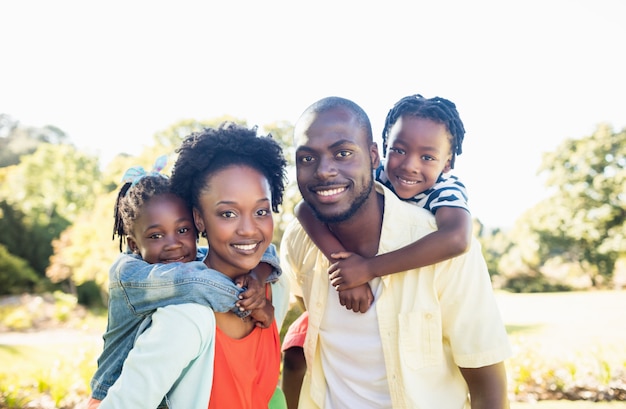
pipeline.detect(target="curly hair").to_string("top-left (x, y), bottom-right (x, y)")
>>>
top-left (382, 94), bottom-right (466, 169)
top-left (112, 175), bottom-right (177, 252)
top-left (170, 122), bottom-right (287, 214)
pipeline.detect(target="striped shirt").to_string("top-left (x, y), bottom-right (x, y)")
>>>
top-left (374, 163), bottom-right (469, 214)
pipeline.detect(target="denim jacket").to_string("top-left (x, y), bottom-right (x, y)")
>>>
top-left (90, 245), bottom-right (281, 400)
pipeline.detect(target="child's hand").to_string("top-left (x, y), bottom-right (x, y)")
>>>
top-left (328, 252), bottom-right (376, 291)
top-left (337, 283), bottom-right (374, 313)
top-left (249, 301), bottom-right (275, 328)
top-left (234, 272), bottom-right (266, 312)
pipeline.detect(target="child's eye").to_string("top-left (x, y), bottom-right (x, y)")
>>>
top-left (389, 147), bottom-right (405, 155)
top-left (421, 155), bottom-right (435, 161)
top-left (148, 233), bottom-right (163, 240)
top-left (178, 227), bottom-right (192, 234)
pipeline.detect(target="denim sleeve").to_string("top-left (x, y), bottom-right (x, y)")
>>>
top-left (111, 254), bottom-right (247, 317)
top-left (261, 243), bottom-right (282, 283)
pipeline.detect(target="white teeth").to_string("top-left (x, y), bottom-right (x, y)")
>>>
top-left (398, 177), bottom-right (418, 185)
top-left (233, 243), bottom-right (257, 251)
top-left (317, 187), bottom-right (346, 196)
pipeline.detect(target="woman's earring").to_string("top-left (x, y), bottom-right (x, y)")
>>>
top-left (201, 231), bottom-right (207, 238)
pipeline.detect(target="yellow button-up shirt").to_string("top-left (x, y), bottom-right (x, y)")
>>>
top-left (280, 183), bottom-right (511, 408)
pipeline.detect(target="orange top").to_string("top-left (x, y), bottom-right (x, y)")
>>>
top-left (208, 288), bottom-right (280, 409)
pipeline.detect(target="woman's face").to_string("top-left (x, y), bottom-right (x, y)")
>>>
top-left (193, 165), bottom-right (274, 278)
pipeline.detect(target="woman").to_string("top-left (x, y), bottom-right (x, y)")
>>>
top-left (99, 122), bottom-right (289, 408)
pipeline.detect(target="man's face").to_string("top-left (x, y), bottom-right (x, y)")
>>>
top-left (295, 107), bottom-right (379, 223)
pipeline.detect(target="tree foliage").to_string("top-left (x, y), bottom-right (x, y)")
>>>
top-left (536, 124), bottom-right (626, 285)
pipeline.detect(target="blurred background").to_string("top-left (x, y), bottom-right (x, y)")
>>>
top-left (1, 0), bottom-right (624, 407)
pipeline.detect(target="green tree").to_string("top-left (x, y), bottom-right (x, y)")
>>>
top-left (0, 244), bottom-right (40, 295)
top-left (533, 124), bottom-right (626, 286)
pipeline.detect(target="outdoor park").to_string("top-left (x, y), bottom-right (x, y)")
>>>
top-left (1, 290), bottom-right (625, 408)
top-left (1, 92), bottom-right (626, 408)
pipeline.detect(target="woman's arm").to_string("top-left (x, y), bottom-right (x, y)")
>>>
top-left (100, 304), bottom-right (217, 409)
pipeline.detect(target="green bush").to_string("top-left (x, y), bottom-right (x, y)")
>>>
top-left (0, 244), bottom-right (40, 295)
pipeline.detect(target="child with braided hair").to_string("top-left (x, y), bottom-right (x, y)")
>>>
top-left (88, 154), bottom-right (283, 408)
top-left (283, 93), bottom-right (472, 408)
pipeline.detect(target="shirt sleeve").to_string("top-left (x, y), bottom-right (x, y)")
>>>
top-left (437, 240), bottom-right (512, 368)
top-left (112, 253), bottom-right (243, 316)
top-left (261, 243), bottom-right (282, 283)
top-left (100, 303), bottom-right (216, 409)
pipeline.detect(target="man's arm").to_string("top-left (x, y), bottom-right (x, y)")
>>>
top-left (459, 363), bottom-right (509, 409)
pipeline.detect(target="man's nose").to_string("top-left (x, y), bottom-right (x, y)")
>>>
top-left (315, 156), bottom-right (338, 179)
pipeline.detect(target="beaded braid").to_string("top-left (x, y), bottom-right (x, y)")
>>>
top-left (112, 175), bottom-right (174, 252)
top-left (382, 94), bottom-right (466, 169)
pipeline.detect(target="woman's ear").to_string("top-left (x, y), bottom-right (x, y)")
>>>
top-left (193, 208), bottom-right (205, 234)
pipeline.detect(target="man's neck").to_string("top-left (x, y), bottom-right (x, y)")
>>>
top-left (328, 191), bottom-right (384, 258)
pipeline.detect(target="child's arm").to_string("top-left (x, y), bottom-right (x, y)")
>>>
top-left (234, 242), bottom-right (282, 313)
top-left (248, 298), bottom-right (274, 328)
top-left (296, 200), bottom-right (374, 313)
top-left (294, 200), bottom-right (346, 260)
top-left (114, 254), bottom-right (244, 315)
top-left (329, 207), bottom-right (472, 290)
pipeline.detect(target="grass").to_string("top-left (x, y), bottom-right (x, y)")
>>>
top-left (0, 291), bottom-right (625, 408)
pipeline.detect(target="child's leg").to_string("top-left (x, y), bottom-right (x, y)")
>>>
top-left (282, 346), bottom-right (306, 409)
top-left (280, 311), bottom-right (309, 409)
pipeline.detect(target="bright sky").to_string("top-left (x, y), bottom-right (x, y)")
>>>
top-left (2, 0), bottom-right (625, 229)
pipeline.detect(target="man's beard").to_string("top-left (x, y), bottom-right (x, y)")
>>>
top-left (309, 177), bottom-right (374, 224)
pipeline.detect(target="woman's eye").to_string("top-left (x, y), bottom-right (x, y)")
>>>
top-left (178, 227), bottom-right (191, 234)
top-left (257, 209), bottom-right (270, 216)
top-left (299, 155), bottom-right (314, 163)
top-left (221, 211), bottom-right (236, 218)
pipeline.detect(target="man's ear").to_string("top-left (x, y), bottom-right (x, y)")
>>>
top-left (127, 237), bottom-right (140, 254)
top-left (193, 208), bottom-right (205, 234)
top-left (370, 142), bottom-right (380, 169)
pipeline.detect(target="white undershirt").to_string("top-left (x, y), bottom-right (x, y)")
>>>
top-left (320, 277), bottom-right (392, 408)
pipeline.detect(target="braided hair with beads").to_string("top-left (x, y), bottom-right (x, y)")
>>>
top-left (113, 175), bottom-right (173, 252)
top-left (382, 94), bottom-right (466, 169)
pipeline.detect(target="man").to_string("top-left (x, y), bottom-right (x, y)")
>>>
top-left (280, 96), bottom-right (511, 408)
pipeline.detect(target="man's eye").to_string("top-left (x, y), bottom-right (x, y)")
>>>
top-left (336, 150), bottom-right (352, 158)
